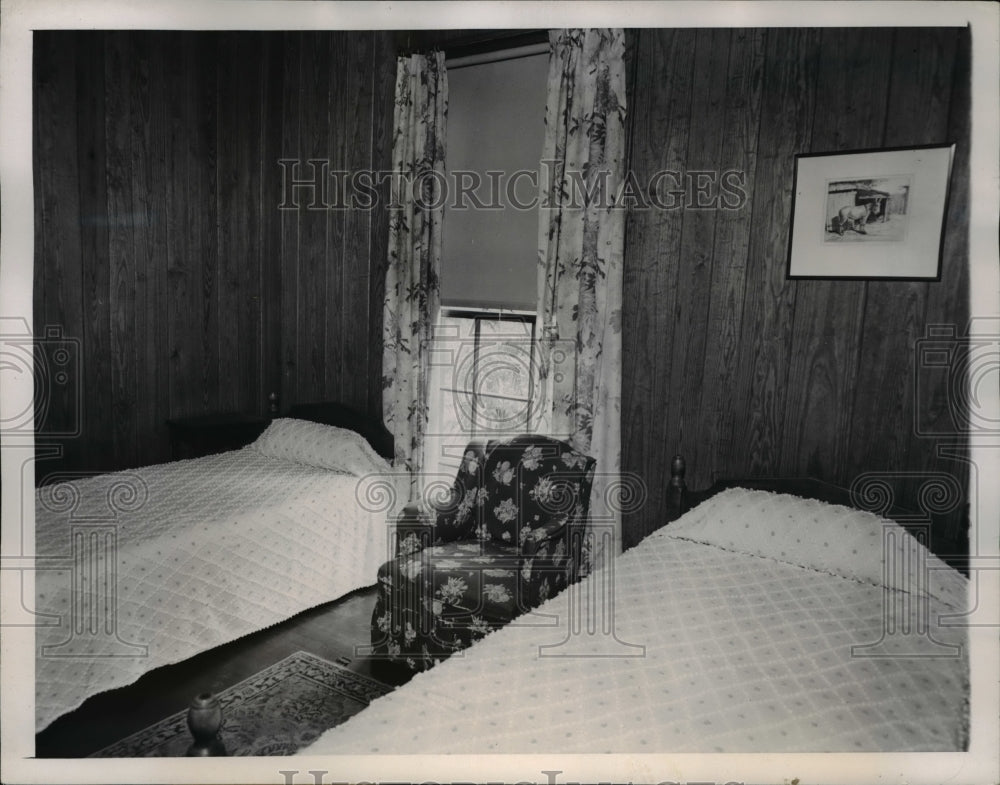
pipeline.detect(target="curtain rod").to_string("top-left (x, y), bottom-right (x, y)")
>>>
top-left (446, 41), bottom-right (548, 69)
top-left (397, 29), bottom-right (547, 64)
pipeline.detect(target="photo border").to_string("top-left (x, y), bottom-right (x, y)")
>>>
top-left (2, 3), bottom-right (998, 785)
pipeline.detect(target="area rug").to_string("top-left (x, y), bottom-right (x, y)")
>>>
top-left (91, 652), bottom-right (393, 757)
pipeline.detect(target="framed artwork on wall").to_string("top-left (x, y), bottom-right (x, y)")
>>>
top-left (786, 144), bottom-right (955, 280)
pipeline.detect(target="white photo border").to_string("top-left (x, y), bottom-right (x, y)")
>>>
top-left (2, 4), bottom-right (998, 785)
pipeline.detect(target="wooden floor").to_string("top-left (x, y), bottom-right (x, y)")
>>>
top-left (35, 585), bottom-right (412, 758)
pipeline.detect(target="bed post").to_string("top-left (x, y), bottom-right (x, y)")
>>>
top-left (186, 692), bottom-right (227, 756)
top-left (667, 455), bottom-right (687, 521)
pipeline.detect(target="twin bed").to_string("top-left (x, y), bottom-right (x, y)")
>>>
top-left (34, 404), bottom-right (403, 734)
top-left (299, 481), bottom-right (969, 754)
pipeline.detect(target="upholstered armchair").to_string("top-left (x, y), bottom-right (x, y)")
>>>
top-left (370, 434), bottom-right (596, 672)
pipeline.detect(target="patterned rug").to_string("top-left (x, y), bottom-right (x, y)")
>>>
top-left (91, 652), bottom-right (393, 757)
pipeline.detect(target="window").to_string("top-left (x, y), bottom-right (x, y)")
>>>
top-left (440, 50), bottom-right (547, 311)
top-left (425, 308), bottom-right (538, 478)
top-left (424, 47), bottom-right (547, 479)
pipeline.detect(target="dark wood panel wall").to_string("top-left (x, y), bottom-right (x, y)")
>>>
top-left (35, 27), bottom-right (973, 552)
top-left (33, 30), bottom-right (395, 476)
top-left (622, 27), bottom-right (971, 549)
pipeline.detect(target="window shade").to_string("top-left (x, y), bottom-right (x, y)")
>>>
top-left (441, 52), bottom-right (548, 312)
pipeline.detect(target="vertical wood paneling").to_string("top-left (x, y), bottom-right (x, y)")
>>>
top-left (368, 32), bottom-right (397, 420)
top-left (620, 27), bottom-right (969, 548)
top-left (196, 35), bottom-right (221, 414)
top-left (216, 32), bottom-right (242, 414)
top-left (730, 28), bottom-right (820, 477)
top-left (164, 33), bottom-right (193, 423)
top-left (34, 26), bottom-right (971, 539)
top-left (237, 33), bottom-right (265, 416)
top-left (296, 33), bottom-right (331, 402)
top-left (214, 32), bottom-right (266, 417)
top-left (620, 28), bottom-right (659, 545)
top-left (33, 32), bottom-right (85, 476)
top-left (74, 33), bottom-right (112, 471)
top-left (696, 28), bottom-right (765, 487)
top-left (621, 29), bottom-right (697, 545)
top-left (341, 31), bottom-right (376, 411)
top-left (105, 31), bottom-right (139, 469)
top-left (916, 26), bottom-right (969, 436)
top-left (131, 33), bottom-right (168, 465)
top-left (779, 28), bottom-right (893, 479)
top-left (650, 29), bottom-right (697, 472)
top-left (34, 30), bottom-right (390, 475)
top-left (849, 28), bottom-right (958, 475)
top-left (621, 29), bottom-right (659, 542)
top-left (910, 27), bottom-right (970, 552)
top-left (935, 27), bottom-right (973, 556)
top-left (261, 33), bottom-right (286, 412)
top-left (934, 26), bottom-right (970, 331)
top-left (669, 28), bottom-right (731, 478)
top-left (280, 32), bottom-right (302, 408)
top-left (324, 34), bottom-right (348, 404)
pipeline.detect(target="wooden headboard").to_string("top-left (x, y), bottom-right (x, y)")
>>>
top-left (287, 401), bottom-right (395, 462)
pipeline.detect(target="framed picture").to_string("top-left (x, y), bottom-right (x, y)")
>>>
top-left (786, 144), bottom-right (954, 280)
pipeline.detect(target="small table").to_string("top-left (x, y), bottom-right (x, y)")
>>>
top-left (166, 413), bottom-right (270, 460)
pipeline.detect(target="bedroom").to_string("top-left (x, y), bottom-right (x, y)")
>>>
top-left (2, 3), bottom-right (998, 781)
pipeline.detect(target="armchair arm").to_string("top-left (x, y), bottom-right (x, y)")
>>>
top-left (518, 514), bottom-right (586, 608)
top-left (392, 503), bottom-right (436, 556)
top-left (393, 492), bottom-right (481, 555)
top-left (519, 514), bottom-right (572, 557)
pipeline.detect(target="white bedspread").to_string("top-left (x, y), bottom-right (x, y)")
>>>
top-left (302, 488), bottom-right (969, 753)
top-left (34, 445), bottom-right (403, 732)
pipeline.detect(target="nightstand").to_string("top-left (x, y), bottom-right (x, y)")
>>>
top-left (166, 413), bottom-right (271, 460)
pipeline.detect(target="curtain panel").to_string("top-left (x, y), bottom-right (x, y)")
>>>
top-left (382, 52), bottom-right (448, 499)
top-left (536, 29), bottom-right (627, 563)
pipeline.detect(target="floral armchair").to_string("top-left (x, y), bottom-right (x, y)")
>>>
top-left (370, 434), bottom-right (596, 672)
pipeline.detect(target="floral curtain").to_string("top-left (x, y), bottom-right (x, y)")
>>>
top-left (535, 29), bottom-right (627, 562)
top-left (382, 52), bottom-right (448, 499)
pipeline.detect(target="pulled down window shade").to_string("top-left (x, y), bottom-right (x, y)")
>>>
top-left (441, 51), bottom-right (548, 312)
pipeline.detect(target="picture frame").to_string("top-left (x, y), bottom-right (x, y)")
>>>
top-left (786, 143), bottom-right (955, 280)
